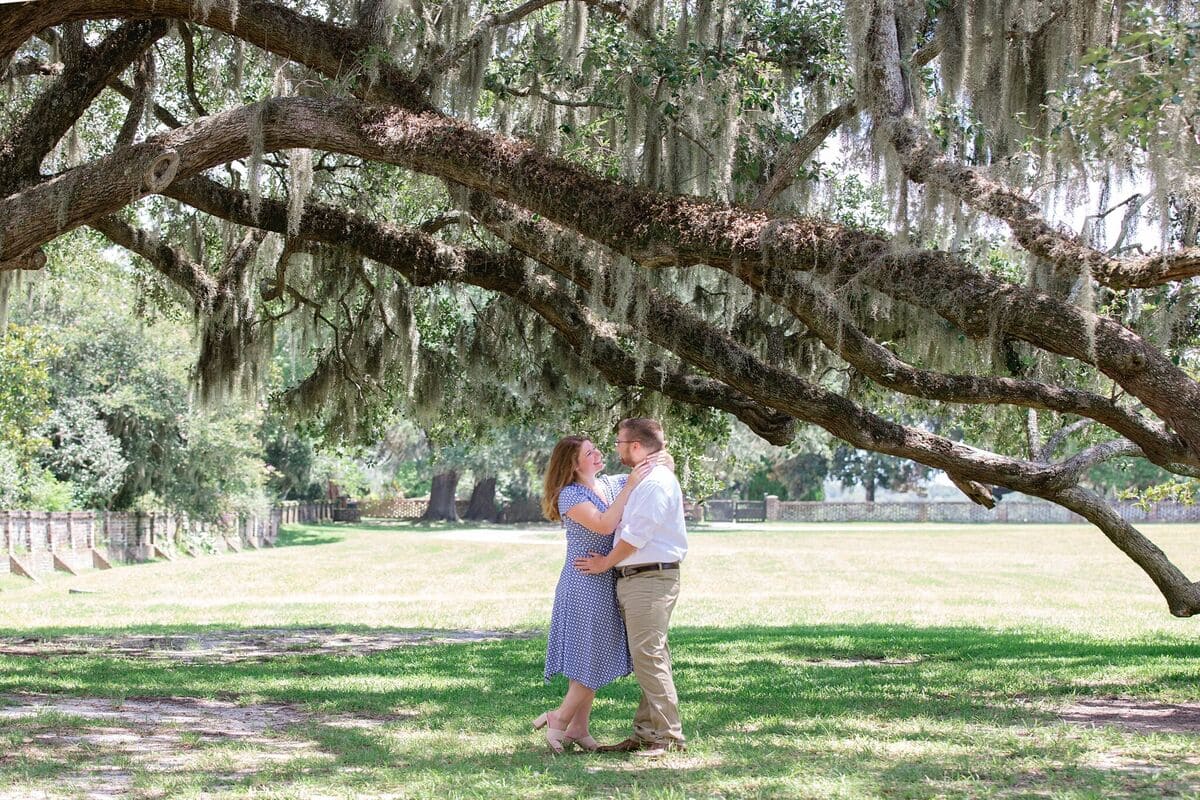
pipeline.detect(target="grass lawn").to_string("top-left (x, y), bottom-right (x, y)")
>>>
top-left (1, 520), bottom-right (1199, 798)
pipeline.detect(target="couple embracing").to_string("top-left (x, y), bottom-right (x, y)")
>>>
top-left (535, 417), bottom-right (688, 757)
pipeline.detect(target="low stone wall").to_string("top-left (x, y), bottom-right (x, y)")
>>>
top-left (0, 502), bottom-right (333, 578)
top-left (760, 497), bottom-right (1200, 524)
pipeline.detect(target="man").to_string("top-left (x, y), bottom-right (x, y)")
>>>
top-left (575, 417), bottom-right (688, 757)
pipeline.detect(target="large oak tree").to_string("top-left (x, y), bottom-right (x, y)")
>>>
top-left (2, 0), bottom-right (1199, 613)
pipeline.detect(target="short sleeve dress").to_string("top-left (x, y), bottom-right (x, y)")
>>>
top-left (544, 474), bottom-right (634, 690)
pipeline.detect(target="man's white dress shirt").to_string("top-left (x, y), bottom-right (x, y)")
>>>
top-left (615, 464), bottom-right (688, 567)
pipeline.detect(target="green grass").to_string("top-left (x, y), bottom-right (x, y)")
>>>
top-left (1, 521), bottom-right (1199, 798)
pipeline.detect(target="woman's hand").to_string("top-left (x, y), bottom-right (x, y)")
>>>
top-left (626, 458), bottom-right (655, 489)
top-left (657, 450), bottom-right (676, 472)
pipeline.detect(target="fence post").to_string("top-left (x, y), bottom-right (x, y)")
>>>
top-left (764, 495), bottom-right (780, 521)
top-left (135, 511), bottom-right (145, 560)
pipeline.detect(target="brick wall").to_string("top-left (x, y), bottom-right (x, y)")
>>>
top-left (1, 502), bottom-right (333, 578)
top-left (758, 497), bottom-right (1200, 524)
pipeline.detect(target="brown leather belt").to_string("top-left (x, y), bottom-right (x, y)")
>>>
top-left (616, 562), bottom-right (680, 578)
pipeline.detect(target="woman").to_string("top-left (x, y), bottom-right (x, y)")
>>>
top-left (535, 435), bottom-right (654, 753)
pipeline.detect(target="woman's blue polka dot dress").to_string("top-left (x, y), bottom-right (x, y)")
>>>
top-left (544, 474), bottom-right (634, 690)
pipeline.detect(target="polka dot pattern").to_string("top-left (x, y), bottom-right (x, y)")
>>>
top-left (544, 474), bottom-right (634, 690)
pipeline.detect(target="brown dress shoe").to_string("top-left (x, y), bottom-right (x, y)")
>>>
top-left (595, 737), bottom-right (647, 753)
top-left (630, 740), bottom-right (687, 758)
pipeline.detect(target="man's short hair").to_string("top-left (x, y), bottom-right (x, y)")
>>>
top-left (619, 418), bottom-right (665, 451)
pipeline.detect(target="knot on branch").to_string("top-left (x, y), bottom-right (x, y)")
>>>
top-left (0, 248), bottom-right (47, 273)
top-left (948, 473), bottom-right (996, 509)
top-left (142, 151), bottom-right (180, 192)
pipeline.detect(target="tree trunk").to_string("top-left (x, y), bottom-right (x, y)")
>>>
top-left (421, 470), bottom-right (460, 521)
top-left (463, 476), bottom-right (497, 521)
top-left (864, 474), bottom-right (877, 503)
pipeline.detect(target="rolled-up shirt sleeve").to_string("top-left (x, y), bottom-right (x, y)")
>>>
top-left (618, 484), bottom-right (669, 550)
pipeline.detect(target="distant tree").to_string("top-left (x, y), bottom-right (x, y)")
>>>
top-left (831, 446), bottom-right (931, 502)
top-left (1086, 457), bottom-right (1177, 499)
top-left (773, 452), bottom-right (829, 501)
top-left (38, 398), bottom-right (128, 508)
top-left (5, 239), bottom-right (270, 518)
top-left (260, 416), bottom-right (324, 501)
top-left (735, 457), bottom-right (792, 500)
top-left (0, 323), bottom-right (55, 469)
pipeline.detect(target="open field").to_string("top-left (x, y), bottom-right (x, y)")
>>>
top-left (1, 521), bottom-right (1199, 798)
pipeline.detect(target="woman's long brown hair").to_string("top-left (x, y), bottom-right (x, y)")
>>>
top-left (541, 436), bottom-right (586, 522)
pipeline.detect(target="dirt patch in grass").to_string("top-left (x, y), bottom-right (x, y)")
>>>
top-left (1059, 696), bottom-right (1200, 734)
top-left (0, 693), bottom-right (403, 799)
top-left (0, 628), bottom-right (532, 663)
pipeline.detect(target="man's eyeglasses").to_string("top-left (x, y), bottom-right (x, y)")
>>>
top-left (614, 439), bottom-right (634, 445)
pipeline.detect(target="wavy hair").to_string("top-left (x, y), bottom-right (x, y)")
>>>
top-left (541, 435), bottom-right (587, 522)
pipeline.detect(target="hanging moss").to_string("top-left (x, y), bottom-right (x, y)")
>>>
top-left (287, 149), bottom-right (314, 238)
top-left (231, 37), bottom-right (244, 94)
top-left (246, 103), bottom-right (266, 222)
top-left (561, 1), bottom-right (588, 74)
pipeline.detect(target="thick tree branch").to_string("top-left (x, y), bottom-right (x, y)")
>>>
top-left (108, 77), bottom-right (186, 130)
top-left (88, 215), bottom-right (218, 306)
top-left (217, 228), bottom-right (268, 289)
top-left (115, 51), bottom-right (153, 148)
top-left (178, 22), bottom-right (209, 118)
top-left (491, 81), bottom-right (621, 110)
top-left (0, 248), bottom-right (46, 272)
top-left (161, 175), bottom-right (798, 445)
top-left (752, 21), bottom-right (945, 210)
top-left (460, 189), bottom-right (1100, 499)
top-left (1040, 417), bottom-right (1096, 461)
top-left (4, 94), bottom-right (1200, 461)
top-left (753, 101), bottom-right (857, 209)
top-left (466, 191), bottom-right (1193, 468)
top-left (860, 3), bottom-right (1199, 290)
top-left (0, 0), bottom-right (432, 109)
top-left (425, 0), bottom-right (560, 78)
top-left (1055, 485), bottom-right (1200, 617)
top-left (164, 175), bottom-right (1117, 511)
top-left (0, 55), bottom-right (63, 81)
top-left (886, 117), bottom-right (1200, 289)
top-left (0, 19), bottom-right (167, 191)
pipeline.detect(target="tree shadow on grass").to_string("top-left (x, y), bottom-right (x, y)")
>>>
top-left (274, 523), bottom-right (345, 548)
top-left (1, 624), bottom-right (1198, 797)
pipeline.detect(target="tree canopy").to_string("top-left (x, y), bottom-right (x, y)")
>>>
top-left (1, 0), bottom-right (1199, 614)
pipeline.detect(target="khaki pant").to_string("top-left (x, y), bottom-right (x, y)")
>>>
top-left (616, 569), bottom-right (684, 745)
